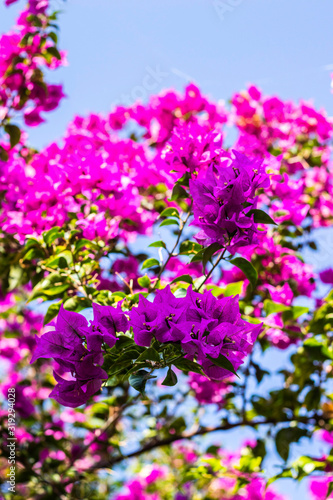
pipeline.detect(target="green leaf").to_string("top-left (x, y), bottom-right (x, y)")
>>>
top-left (242, 201), bottom-right (253, 209)
top-left (170, 183), bottom-right (188, 201)
top-left (48, 31), bottom-right (58, 43)
top-left (74, 238), bottom-right (99, 252)
top-left (129, 370), bottom-right (150, 393)
top-left (179, 241), bottom-right (203, 255)
top-left (252, 362), bottom-right (269, 383)
top-left (290, 306), bottom-right (309, 319)
top-left (46, 46), bottom-right (61, 60)
top-left (174, 288), bottom-right (187, 298)
top-left (20, 32), bottom-right (32, 46)
top-left (112, 291), bottom-right (126, 299)
top-left (203, 243), bottom-right (224, 272)
top-left (207, 354), bottom-right (238, 376)
top-left (31, 271), bottom-right (45, 288)
top-left (275, 427), bottom-right (308, 462)
top-left (8, 265), bottom-right (24, 291)
top-left (246, 209), bottom-right (277, 225)
top-left (29, 274), bottom-right (70, 301)
top-left (304, 387), bottom-right (321, 411)
top-left (224, 281), bottom-right (245, 297)
top-left (108, 360), bottom-right (134, 377)
top-left (63, 296), bottom-right (92, 312)
top-left (190, 249), bottom-right (205, 263)
top-left (148, 241), bottom-right (166, 249)
top-left (113, 335), bottom-right (136, 351)
top-left (173, 358), bottom-right (205, 375)
top-left (327, 481), bottom-right (333, 499)
top-left (0, 145), bottom-right (9, 162)
top-left (208, 281), bottom-right (244, 298)
top-left (170, 274), bottom-right (193, 285)
top-left (4, 124), bottom-right (21, 148)
top-left (159, 207), bottom-right (180, 219)
top-left (162, 367), bottom-right (178, 386)
top-left (43, 227), bottom-right (64, 246)
top-left (303, 338), bottom-right (333, 362)
top-left (137, 275), bottom-right (151, 288)
top-left (264, 300), bottom-right (290, 316)
top-left (168, 416), bottom-right (186, 433)
top-left (243, 316), bottom-right (263, 325)
top-left (44, 302), bottom-right (62, 325)
top-left (116, 349), bottom-right (142, 364)
top-left (44, 250), bottom-right (73, 269)
top-left (24, 237), bottom-right (41, 249)
top-left (206, 285), bottom-right (225, 297)
top-left (141, 258), bottom-right (160, 270)
top-left (267, 469), bottom-right (293, 487)
top-left (230, 257), bottom-right (258, 290)
top-left (136, 348), bottom-right (160, 363)
top-left (275, 429), bottom-right (291, 462)
top-left (159, 219), bottom-right (179, 227)
top-left (27, 14), bottom-right (43, 26)
top-left (42, 283), bottom-right (70, 297)
top-left (176, 171), bottom-right (191, 187)
top-left (22, 247), bottom-right (45, 261)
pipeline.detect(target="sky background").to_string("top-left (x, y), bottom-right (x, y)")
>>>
top-left (1, 0), bottom-right (333, 149)
top-left (1, 1), bottom-right (333, 498)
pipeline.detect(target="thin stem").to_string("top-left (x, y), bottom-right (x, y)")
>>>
top-left (115, 272), bottom-right (133, 294)
top-left (241, 351), bottom-right (253, 419)
top-left (195, 247), bottom-right (227, 292)
top-left (150, 206), bottom-right (192, 292)
top-left (87, 413), bottom-right (328, 471)
top-left (61, 394), bottom-right (138, 477)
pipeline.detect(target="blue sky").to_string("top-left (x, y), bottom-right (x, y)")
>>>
top-left (1, 0), bottom-right (333, 149)
top-left (1, 1), bottom-right (333, 498)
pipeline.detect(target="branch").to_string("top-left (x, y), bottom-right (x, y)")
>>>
top-left (241, 351), bottom-right (253, 419)
top-left (61, 394), bottom-right (138, 479)
top-left (195, 246), bottom-right (228, 292)
top-left (150, 206), bottom-right (192, 291)
top-left (87, 414), bottom-right (328, 471)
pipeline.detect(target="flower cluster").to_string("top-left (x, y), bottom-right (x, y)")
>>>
top-left (230, 85), bottom-right (333, 231)
top-left (114, 442), bottom-right (286, 500)
top-left (319, 268), bottom-right (333, 285)
top-left (261, 165), bottom-right (333, 230)
top-left (31, 303), bottom-right (129, 407)
top-left (188, 372), bottom-right (233, 407)
top-left (231, 85), bottom-right (333, 157)
top-left (189, 150), bottom-right (270, 252)
top-left (0, 115), bottom-right (157, 242)
top-left (241, 231), bottom-right (316, 298)
top-left (310, 478), bottom-right (333, 500)
top-left (0, 86), bottom-right (227, 244)
top-left (1, 0), bottom-right (66, 131)
top-left (109, 83), bottom-right (228, 146)
top-left (1, 0), bottom-right (333, 494)
top-left (161, 122), bottom-right (223, 175)
top-left (307, 431), bottom-right (333, 500)
top-left (115, 468), bottom-right (165, 500)
top-left (263, 283), bottom-right (300, 350)
top-left (130, 286), bottom-right (262, 380)
top-left (0, 291), bottom-right (128, 485)
top-left (1, 80), bottom-right (333, 253)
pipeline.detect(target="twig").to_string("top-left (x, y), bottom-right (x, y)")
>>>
top-left (87, 413), bottom-right (328, 471)
top-left (150, 206), bottom-right (192, 292)
top-left (195, 246), bottom-right (228, 292)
